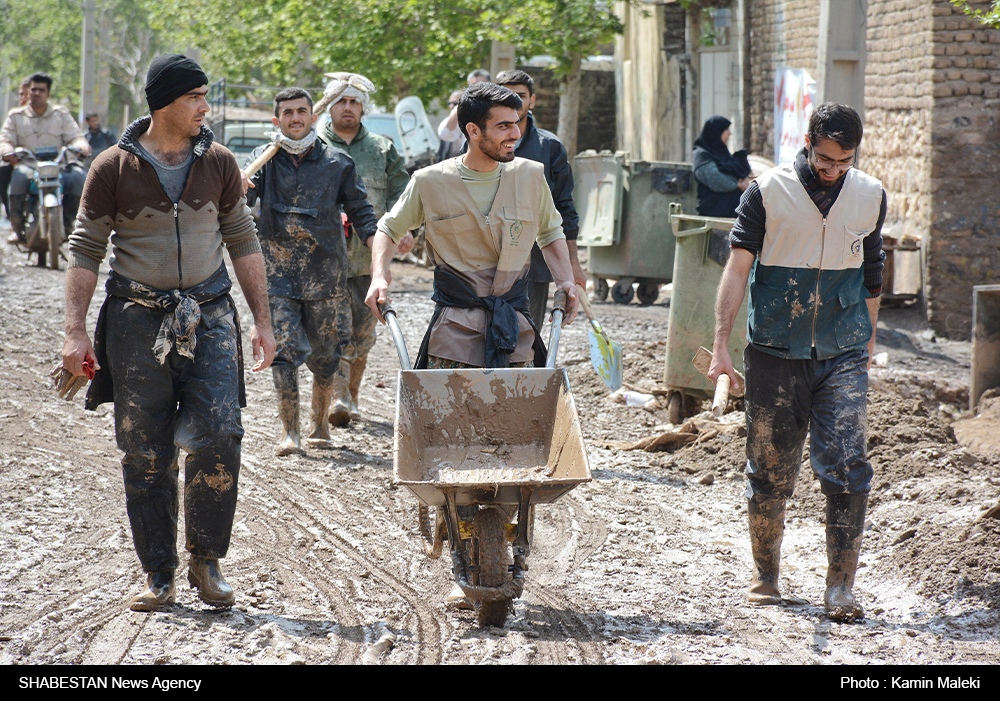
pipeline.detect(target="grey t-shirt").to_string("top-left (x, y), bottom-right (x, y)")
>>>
top-left (134, 141), bottom-right (194, 203)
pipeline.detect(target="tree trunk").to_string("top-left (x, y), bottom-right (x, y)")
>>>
top-left (556, 52), bottom-right (582, 158)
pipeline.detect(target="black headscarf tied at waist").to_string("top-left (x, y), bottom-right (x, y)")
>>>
top-left (85, 265), bottom-right (244, 410)
top-left (414, 267), bottom-right (547, 369)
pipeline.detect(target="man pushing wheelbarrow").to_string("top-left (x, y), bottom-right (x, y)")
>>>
top-left (364, 83), bottom-right (587, 625)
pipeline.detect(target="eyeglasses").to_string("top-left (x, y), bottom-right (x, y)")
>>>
top-left (810, 147), bottom-right (855, 172)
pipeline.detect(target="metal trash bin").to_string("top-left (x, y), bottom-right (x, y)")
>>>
top-left (663, 205), bottom-right (749, 423)
top-left (575, 150), bottom-right (696, 305)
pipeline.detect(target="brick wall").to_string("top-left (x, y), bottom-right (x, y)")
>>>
top-left (923, 0), bottom-right (1000, 337)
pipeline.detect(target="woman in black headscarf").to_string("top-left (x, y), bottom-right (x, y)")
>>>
top-left (692, 116), bottom-right (752, 217)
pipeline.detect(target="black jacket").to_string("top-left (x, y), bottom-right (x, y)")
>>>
top-left (515, 114), bottom-right (579, 283)
top-left (245, 141), bottom-right (377, 299)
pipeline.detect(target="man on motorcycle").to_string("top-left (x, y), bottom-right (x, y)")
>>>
top-left (0, 73), bottom-right (91, 245)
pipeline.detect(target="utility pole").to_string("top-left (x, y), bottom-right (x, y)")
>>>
top-left (81, 0), bottom-right (97, 121)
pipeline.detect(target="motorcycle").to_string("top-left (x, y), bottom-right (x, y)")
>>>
top-left (7, 145), bottom-right (84, 269)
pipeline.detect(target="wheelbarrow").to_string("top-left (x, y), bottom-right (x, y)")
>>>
top-left (383, 291), bottom-right (591, 627)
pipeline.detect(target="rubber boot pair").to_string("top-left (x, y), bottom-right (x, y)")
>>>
top-left (747, 496), bottom-right (785, 605)
top-left (273, 365), bottom-right (301, 456)
top-left (824, 493), bottom-right (867, 622)
top-left (306, 374), bottom-right (336, 449)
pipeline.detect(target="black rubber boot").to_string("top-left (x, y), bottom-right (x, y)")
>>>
top-left (272, 365), bottom-right (301, 456)
top-left (747, 496), bottom-right (785, 605)
top-left (824, 493), bottom-right (867, 622)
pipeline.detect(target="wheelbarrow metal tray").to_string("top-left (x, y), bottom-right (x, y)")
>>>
top-left (392, 367), bottom-right (591, 507)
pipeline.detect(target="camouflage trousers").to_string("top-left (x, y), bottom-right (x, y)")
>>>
top-left (342, 276), bottom-right (378, 365)
top-left (270, 290), bottom-right (352, 379)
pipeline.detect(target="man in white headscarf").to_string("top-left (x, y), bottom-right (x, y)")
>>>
top-left (317, 73), bottom-right (411, 426)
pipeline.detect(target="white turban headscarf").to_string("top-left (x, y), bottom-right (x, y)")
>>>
top-left (313, 72), bottom-right (377, 116)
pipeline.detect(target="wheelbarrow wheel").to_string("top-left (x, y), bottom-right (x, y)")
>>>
top-left (473, 507), bottom-right (513, 627)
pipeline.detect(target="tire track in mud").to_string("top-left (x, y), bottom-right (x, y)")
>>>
top-left (237, 455), bottom-right (447, 665)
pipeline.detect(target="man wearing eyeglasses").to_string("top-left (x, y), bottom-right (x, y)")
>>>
top-left (709, 103), bottom-right (886, 623)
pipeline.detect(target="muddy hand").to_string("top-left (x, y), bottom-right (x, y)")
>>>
top-left (251, 323), bottom-right (276, 372)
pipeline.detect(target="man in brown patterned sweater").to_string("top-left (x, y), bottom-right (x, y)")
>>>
top-left (62, 54), bottom-right (276, 612)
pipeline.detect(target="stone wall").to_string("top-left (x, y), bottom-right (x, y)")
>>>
top-left (521, 64), bottom-right (618, 155)
top-left (923, 0), bottom-right (1000, 337)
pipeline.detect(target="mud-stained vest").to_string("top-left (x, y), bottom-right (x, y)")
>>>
top-left (415, 157), bottom-right (550, 365)
top-left (748, 164), bottom-right (883, 360)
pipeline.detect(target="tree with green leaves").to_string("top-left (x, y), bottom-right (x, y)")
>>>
top-left (0, 0), bottom-right (84, 114)
top-left (950, 0), bottom-right (1000, 28)
top-left (484, 0), bottom-right (627, 156)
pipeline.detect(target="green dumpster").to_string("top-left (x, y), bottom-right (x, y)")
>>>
top-left (663, 204), bottom-right (749, 423)
top-left (574, 151), bottom-right (696, 305)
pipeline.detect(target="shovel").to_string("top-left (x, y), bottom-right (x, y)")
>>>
top-left (575, 283), bottom-right (623, 391)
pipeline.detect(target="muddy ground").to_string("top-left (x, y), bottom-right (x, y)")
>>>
top-left (1, 240), bottom-right (999, 666)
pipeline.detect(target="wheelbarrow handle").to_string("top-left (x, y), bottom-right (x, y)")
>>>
top-left (379, 301), bottom-right (412, 371)
top-left (545, 289), bottom-right (568, 368)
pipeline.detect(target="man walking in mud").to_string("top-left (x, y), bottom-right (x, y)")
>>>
top-left (245, 86), bottom-right (378, 455)
top-left (365, 82), bottom-right (579, 608)
top-left (315, 73), bottom-right (410, 427)
top-left (710, 103), bottom-right (886, 621)
top-left (62, 54), bottom-right (276, 612)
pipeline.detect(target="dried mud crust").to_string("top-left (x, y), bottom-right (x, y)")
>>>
top-left (1, 249), bottom-right (999, 665)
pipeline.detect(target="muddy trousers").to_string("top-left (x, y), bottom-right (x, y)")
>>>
top-left (270, 293), bottom-right (351, 378)
top-left (743, 344), bottom-right (872, 500)
top-left (106, 296), bottom-right (244, 573)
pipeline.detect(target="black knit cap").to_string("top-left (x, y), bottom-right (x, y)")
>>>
top-left (145, 54), bottom-right (208, 112)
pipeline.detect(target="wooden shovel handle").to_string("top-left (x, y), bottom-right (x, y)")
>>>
top-left (243, 142), bottom-right (281, 178)
top-left (575, 283), bottom-right (597, 322)
top-left (712, 374), bottom-right (731, 417)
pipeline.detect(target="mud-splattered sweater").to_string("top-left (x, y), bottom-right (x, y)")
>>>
top-left (68, 117), bottom-right (260, 292)
top-left (245, 140), bottom-right (378, 300)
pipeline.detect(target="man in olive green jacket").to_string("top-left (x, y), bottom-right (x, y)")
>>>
top-left (317, 73), bottom-right (411, 424)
